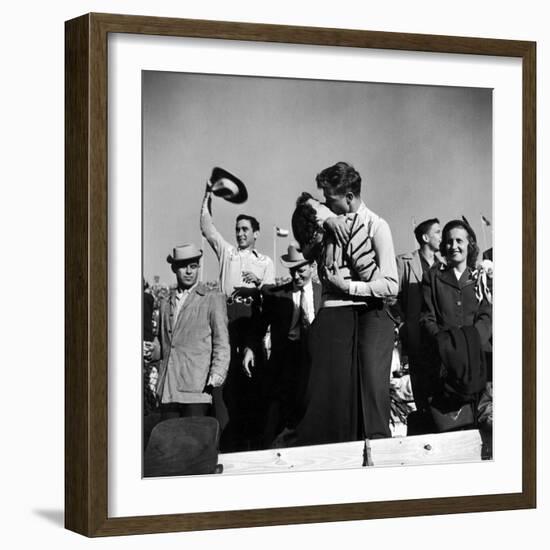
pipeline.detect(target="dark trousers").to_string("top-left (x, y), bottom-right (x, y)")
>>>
top-left (357, 305), bottom-right (395, 439)
top-left (218, 302), bottom-right (265, 453)
top-left (159, 402), bottom-right (211, 420)
top-left (262, 339), bottom-right (307, 447)
top-left (409, 352), bottom-right (438, 411)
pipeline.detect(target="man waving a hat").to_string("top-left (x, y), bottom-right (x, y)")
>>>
top-left (200, 168), bottom-right (275, 452)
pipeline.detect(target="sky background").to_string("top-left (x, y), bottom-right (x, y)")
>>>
top-left (143, 71), bottom-right (492, 284)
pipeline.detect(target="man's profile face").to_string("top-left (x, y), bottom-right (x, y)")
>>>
top-left (290, 263), bottom-right (314, 290)
top-left (173, 260), bottom-right (200, 289)
top-left (235, 219), bottom-right (257, 250)
top-left (322, 188), bottom-right (350, 215)
top-left (424, 222), bottom-right (442, 251)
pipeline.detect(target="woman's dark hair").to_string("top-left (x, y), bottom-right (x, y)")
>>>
top-left (291, 192), bottom-right (322, 250)
top-left (440, 219), bottom-right (479, 269)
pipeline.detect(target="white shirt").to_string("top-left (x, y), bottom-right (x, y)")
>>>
top-left (288, 281), bottom-right (314, 341)
top-left (200, 195), bottom-right (275, 296)
top-left (173, 285), bottom-right (194, 323)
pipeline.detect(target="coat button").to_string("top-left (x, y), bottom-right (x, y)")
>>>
top-left (456, 300), bottom-right (462, 306)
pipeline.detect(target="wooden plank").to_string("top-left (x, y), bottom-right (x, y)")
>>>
top-left (367, 430), bottom-right (482, 467)
top-left (220, 441), bottom-right (366, 475)
top-left (218, 431), bottom-right (481, 475)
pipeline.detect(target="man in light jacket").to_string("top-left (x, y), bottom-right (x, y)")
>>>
top-left (395, 218), bottom-right (442, 422)
top-left (154, 243), bottom-right (230, 420)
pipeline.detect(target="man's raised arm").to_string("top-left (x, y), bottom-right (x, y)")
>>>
top-left (200, 182), bottom-right (228, 259)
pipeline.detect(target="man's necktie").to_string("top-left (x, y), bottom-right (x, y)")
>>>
top-left (299, 288), bottom-right (310, 330)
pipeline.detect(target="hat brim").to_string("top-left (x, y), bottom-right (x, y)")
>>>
top-left (166, 252), bottom-right (203, 264)
top-left (210, 167), bottom-right (248, 204)
top-left (280, 256), bottom-right (311, 269)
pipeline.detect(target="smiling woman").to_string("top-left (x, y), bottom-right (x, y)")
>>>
top-left (420, 220), bottom-right (492, 439)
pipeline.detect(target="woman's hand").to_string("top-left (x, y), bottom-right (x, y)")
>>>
top-left (324, 263), bottom-right (350, 293)
top-left (323, 216), bottom-right (350, 248)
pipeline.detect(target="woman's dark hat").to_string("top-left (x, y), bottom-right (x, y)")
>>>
top-left (209, 167), bottom-right (248, 204)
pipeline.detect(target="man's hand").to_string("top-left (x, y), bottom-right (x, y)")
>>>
top-left (242, 347), bottom-right (255, 378)
top-left (324, 263), bottom-right (350, 294)
top-left (207, 372), bottom-right (225, 388)
top-left (242, 271), bottom-right (261, 286)
top-left (323, 216), bottom-right (350, 248)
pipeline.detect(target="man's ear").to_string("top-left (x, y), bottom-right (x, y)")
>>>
top-left (422, 234), bottom-right (429, 244)
top-left (345, 192), bottom-right (354, 205)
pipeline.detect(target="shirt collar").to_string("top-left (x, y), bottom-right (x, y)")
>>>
top-left (176, 282), bottom-right (198, 297)
top-left (357, 200), bottom-right (369, 217)
top-left (237, 247), bottom-right (259, 257)
top-left (293, 280), bottom-right (312, 294)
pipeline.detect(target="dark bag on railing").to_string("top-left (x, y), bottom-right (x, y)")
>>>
top-left (144, 416), bottom-right (220, 477)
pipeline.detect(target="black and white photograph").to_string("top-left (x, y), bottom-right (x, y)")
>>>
top-left (141, 71), bottom-right (494, 478)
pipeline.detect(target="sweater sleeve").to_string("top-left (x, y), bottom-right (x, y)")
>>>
top-left (348, 218), bottom-right (399, 298)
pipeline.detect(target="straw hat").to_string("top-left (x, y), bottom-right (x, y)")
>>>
top-left (280, 243), bottom-right (310, 269)
top-left (166, 243), bottom-right (203, 264)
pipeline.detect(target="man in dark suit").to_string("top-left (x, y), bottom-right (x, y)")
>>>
top-left (243, 243), bottom-right (322, 447)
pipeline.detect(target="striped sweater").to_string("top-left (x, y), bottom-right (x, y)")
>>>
top-left (319, 213), bottom-right (380, 306)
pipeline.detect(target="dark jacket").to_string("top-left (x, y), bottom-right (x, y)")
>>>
top-left (435, 325), bottom-right (487, 407)
top-left (395, 250), bottom-right (443, 357)
top-left (420, 264), bottom-right (492, 350)
top-left (249, 281), bottom-right (322, 355)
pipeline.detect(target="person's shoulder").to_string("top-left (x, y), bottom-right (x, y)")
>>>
top-left (427, 262), bottom-right (448, 281)
top-left (262, 281), bottom-right (292, 297)
top-left (359, 202), bottom-right (391, 234)
top-left (397, 250), bottom-right (417, 262)
top-left (159, 288), bottom-right (176, 301)
top-left (198, 283), bottom-right (224, 298)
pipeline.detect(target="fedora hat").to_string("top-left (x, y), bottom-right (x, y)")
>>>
top-left (280, 243), bottom-right (311, 269)
top-left (166, 243), bottom-right (203, 265)
top-left (209, 166), bottom-right (248, 204)
top-left (144, 417), bottom-right (220, 477)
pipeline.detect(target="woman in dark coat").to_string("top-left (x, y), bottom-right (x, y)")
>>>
top-left (420, 219), bottom-right (492, 431)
